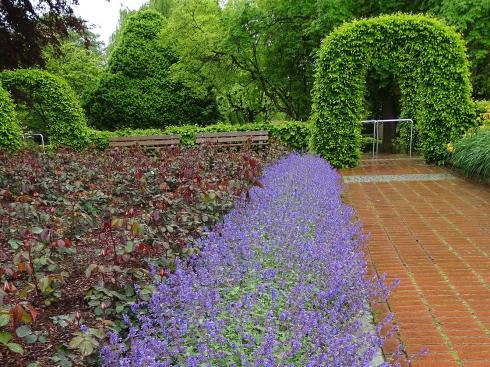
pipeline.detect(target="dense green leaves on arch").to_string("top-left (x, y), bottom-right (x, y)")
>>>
top-left (312, 14), bottom-right (476, 167)
top-left (0, 69), bottom-right (90, 150)
top-left (0, 82), bottom-right (23, 150)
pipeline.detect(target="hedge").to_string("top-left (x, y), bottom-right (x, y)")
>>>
top-left (89, 121), bottom-right (313, 151)
top-left (0, 69), bottom-right (90, 150)
top-left (475, 100), bottom-right (490, 127)
top-left (0, 82), bottom-right (23, 150)
top-left (312, 14), bottom-right (476, 167)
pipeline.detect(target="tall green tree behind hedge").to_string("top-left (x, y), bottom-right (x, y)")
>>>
top-left (162, 0), bottom-right (353, 122)
top-left (84, 9), bottom-right (218, 131)
top-left (43, 32), bottom-right (105, 102)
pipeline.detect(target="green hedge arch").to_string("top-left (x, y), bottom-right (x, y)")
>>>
top-left (312, 14), bottom-right (476, 167)
top-left (0, 69), bottom-right (90, 150)
top-left (0, 82), bottom-right (23, 150)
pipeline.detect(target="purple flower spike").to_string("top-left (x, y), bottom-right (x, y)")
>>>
top-left (102, 154), bottom-right (394, 366)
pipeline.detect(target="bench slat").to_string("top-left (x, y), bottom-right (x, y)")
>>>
top-left (196, 136), bottom-right (268, 144)
top-left (109, 134), bottom-right (180, 148)
top-left (196, 131), bottom-right (268, 138)
top-left (195, 131), bottom-right (269, 146)
top-left (109, 135), bottom-right (180, 142)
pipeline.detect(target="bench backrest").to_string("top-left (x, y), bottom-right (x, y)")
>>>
top-left (195, 131), bottom-right (268, 145)
top-left (109, 135), bottom-right (180, 147)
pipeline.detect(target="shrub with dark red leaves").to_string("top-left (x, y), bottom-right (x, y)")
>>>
top-left (0, 144), bottom-right (287, 365)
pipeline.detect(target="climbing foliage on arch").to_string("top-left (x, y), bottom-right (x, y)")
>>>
top-left (312, 14), bottom-right (476, 167)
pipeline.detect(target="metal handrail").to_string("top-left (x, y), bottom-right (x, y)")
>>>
top-left (23, 133), bottom-right (45, 151)
top-left (361, 119), bottom-right (413, 158)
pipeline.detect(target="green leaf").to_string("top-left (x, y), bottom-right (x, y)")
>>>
top-left (31, 227), bottom-right (44, 234)
top-left (39, 276), bottom-right (52, 293)
top-left (0, 314), bottom-right (10, 327)
top-left (68, 335), bottom-right (84, 349)
top-left (27, 363), bottom-right (41, 367)
top-left (16, 325), bottom-right (32, 338)
top-left (125, 241), bottom-right (134, 253)
top-left (0, 331), bottom-right (12, 344)
top-left (24, 334), bottom-right (38, 344)
top-left (79, 339), bottom-right (94, 356)
top-left (7, 342), bottom-right (24, 354)
top-left (8, 239), bottom-right (21, 250)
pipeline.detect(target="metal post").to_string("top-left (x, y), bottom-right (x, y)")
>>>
top-left (361, 119), bottom-right (414, 158)
top-left (23, 133), bottom-right (45, 151)
top-left (372, 120), bottom-right (376, 158)
top-left (409, 121), bottom-right (413, 158)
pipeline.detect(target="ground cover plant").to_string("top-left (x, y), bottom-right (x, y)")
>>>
top-left (0, 143), bottom-right (287, 366)
top-left (102, 154), bottom-right (396, 366)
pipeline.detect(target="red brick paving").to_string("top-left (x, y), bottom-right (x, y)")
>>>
top-left (342, 156), bottom-right (490, 366)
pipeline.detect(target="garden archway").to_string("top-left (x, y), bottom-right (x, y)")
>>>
top-left (312, 14), bottom-right (476, 168)
top-left (0, 69), bottom-right (90, 150)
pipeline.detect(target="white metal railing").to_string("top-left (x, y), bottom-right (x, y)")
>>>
top-left (23, 133), bottom-right (45, 151)
top-left (361, 119), bottom-right (413, 158)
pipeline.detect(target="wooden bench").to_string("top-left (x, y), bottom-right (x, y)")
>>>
top-left (195, 131), bottom-right (268, 147)
top-left (109, 135), bottom-right (180, 148)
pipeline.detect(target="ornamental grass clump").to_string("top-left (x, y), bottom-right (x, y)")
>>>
top-left (103, 154), bottom-right (392, 366)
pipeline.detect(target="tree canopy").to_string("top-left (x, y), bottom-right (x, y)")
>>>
top-left (0, 0), bottom-right (86, 70)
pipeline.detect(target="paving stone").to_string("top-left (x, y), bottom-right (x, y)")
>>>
top-left (342, 156), bottom-right (490, 366)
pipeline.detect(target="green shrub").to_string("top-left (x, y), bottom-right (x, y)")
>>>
top-left (88, 121), bottom-right (312, 150)
top-left (451, 128), bottom-right (490, 179)
top-left (0, 82), bottom-right (23, 150)
top-left (267, 121), bottom-right (312, 151)
top-left (474, 100), bottom-right (490, 127)
top-left (84, 10), bottom-right (219, 131)
top-left (0, 69), bottom-right (90, 150)
top-left (312, 14), bottom-right (476, 167)
top-left (474, 100), bottom-right (490, 116)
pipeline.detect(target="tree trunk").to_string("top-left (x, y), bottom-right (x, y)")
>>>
top-left (379, 88), bottom-right (397, 153)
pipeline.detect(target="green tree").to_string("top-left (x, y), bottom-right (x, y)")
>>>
top-left (163, 0), bottom-right (353, 121)
top-left (433, 0), bottom-right (490, 98)
top-left (351, 0), bottom-right (490, 98)
top-left (84, 9), bottom-right (218, 131)
top-left (43, 32), bottom-right (105, 101)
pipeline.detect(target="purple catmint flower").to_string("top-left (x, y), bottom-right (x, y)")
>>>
top-left (102, 154), bottom-right (394, 366)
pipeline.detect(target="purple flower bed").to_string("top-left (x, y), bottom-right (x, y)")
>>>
top-left (102, 154), bottom-right (391, 366)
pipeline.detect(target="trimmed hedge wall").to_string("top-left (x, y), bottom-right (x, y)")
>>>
top-left (89, 121), bottom-right (313, 151)
top-left (0, 69), bottom-right (90, 150)
top-left (0, 82), bottom-right (23, 150)
top-left (312, 14), bottom-right (476, 167)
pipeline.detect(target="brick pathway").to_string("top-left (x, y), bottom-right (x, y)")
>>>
top-left (342, 156), bottom-right (490, 367)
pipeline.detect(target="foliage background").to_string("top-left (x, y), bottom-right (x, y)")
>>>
top-left (0, 82), bottom-right (23, 150)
